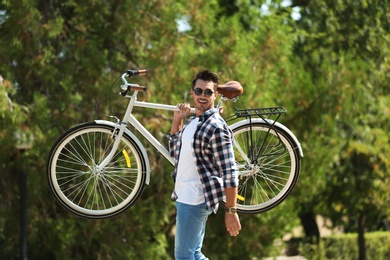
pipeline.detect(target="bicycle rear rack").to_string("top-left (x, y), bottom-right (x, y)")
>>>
top-left (228, 107), bottom-right (287, 161)
top-left (234, 106), bottom-right (286, 121)
top-left (226, 106), bottom-right (286, 124)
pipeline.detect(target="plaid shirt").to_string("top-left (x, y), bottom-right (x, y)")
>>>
top-left (168, 108), bottom-right (238, 210)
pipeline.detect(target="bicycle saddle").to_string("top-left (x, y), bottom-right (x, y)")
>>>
top-left (217, 81), bottom-right (243, 99)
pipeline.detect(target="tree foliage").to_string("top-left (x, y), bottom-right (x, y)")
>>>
top-left (1, 0), bottom-right (389, 258)
top-left (292, 0), bottom-right (390, 227)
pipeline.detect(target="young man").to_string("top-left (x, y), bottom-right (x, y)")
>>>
top-left (168, 70), bottom-right (241, 259)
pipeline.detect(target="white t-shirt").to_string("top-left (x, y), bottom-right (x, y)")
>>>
top-left (175, 118), bottom-right (205, 205)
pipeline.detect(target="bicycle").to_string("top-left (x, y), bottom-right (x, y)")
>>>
top-left (47, 69), bottom-right (303, 219)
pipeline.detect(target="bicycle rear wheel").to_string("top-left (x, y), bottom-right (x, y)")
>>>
top-left (47, 122), bottom-right (147, 219)
top-left (230, 121), bottom-right (301, 214)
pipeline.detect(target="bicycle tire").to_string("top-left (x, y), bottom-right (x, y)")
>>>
top-left (228, 121), bottom-right (301, 214)
top-left (47, 122), bottom-right (148, 219)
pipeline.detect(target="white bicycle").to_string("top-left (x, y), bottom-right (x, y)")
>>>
top-left (47, 69), bottom-right (303, 219)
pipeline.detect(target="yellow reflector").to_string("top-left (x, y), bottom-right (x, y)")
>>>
top-left (122, 150), bottom-right (131, 167)
top-left (237, 195), bottom-right (245, 201)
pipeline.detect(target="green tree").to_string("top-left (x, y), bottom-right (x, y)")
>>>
top-left (291, 0), bottom-right (390, 259)
top-left (1, 0), bottom-right (307, 258)
top-left (0, 0), bottom-right (184, 258)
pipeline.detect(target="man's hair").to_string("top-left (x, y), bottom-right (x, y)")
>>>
top-left (192, 70), bottom-right (219, 88)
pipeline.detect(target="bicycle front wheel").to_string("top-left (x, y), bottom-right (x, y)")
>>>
top-left (231, 121), bottom-right (301, 214)
top-left (47, 122), bottom-right (148, 219)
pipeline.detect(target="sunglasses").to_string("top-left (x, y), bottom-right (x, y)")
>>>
top-left (193, 88), bottom-right (214, 97)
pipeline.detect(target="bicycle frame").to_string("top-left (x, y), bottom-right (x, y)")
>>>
top-left (96, 71), bottom-right (303, 186)
top-left (96, 70), bottom-right (238, 174)
top-left (121, 92), bottom-right (180, 165)
top-left (97, 89), bottom-right (221, 172)
top-left (96, 93), bottom-right (168, 170)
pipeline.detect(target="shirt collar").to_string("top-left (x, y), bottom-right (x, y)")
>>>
top-left (196, 108), bottom-right (218, 122)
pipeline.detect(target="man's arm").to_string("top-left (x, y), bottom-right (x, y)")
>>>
top-left (211, 126), bottom-right (241, 236)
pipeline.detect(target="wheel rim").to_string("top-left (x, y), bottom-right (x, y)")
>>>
top-left (49, 127), bottom-right (144, 216)
top-left (233, 123), bottom-right (299, 212)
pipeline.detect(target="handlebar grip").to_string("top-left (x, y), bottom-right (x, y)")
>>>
top-left (126, 69), bottom-right (148, 77)
top-left (138, 69), bottom-right (147, 75)
top-left (130, 85), bottom-right (147, 92)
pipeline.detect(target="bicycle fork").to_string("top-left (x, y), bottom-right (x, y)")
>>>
top-left (95, 91), bottom-right (139, 171)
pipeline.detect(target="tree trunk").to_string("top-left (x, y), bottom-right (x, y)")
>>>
top-left (298, 210), bottom-right (320, 243)
top-left (357, 212), bottom-right (366, 260)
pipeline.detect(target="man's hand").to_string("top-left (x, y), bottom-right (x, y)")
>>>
top-left (170, 103), bottom-right (191, 135)
top-left (225, 212), bottom-right (241, 237)
top-left (174, 103), bottom-right (191, 120)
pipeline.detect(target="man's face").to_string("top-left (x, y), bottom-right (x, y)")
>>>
top-left (191, 79), bottom-right (217, 115)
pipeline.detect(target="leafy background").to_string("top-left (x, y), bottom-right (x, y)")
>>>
top-left (1, 0), bottom-right (389, 259)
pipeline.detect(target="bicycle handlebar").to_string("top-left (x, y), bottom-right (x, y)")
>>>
top-left (120, 70), bottom-right (148, 94)
top-left (126, 69), bottom-right (147, 77)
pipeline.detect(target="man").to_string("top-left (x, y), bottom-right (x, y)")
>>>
top-left (168, 69), bottom-right (241, 260)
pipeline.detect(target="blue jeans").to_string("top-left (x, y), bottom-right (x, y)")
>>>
top-left (175, 201), bottom-right (213, 260)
